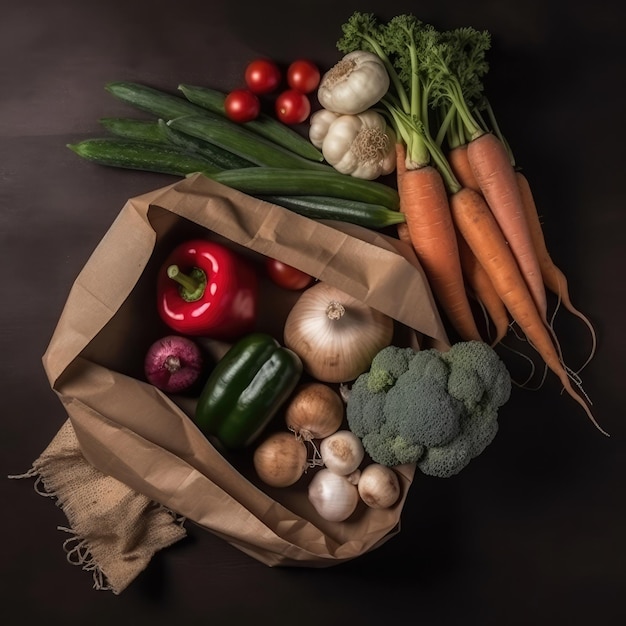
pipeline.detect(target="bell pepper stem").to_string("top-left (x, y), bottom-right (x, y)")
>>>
top-left (167, 264), bottom-right (207, 302)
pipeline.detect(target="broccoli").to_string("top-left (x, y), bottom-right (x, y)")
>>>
top-left (346, 341), bottom-right (511, 478)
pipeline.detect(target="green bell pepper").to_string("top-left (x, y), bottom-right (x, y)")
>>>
top-left (195, 332), bottom-right (303, 449)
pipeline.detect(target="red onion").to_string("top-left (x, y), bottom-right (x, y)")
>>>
top-left (144, 335), bottom-right (203, 393)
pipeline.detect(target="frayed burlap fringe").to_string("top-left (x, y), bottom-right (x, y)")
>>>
top-left (10, 420), bottom-right (187, 594)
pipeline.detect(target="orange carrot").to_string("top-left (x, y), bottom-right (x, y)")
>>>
top-left (447, 144), bottom-right (481, 193)
top-left (395, 143), bottom-right (482, 342)
top-left (516, 171), bottom-right (597, 371)
top-left (466, 133), bottom-right (548, 322)
top-left (456, 228), bottom-right (510, 346)
top-left (449, 185), bottom-right (607, 435)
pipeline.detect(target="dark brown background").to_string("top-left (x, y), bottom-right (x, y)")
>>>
top-left (2, 1), bottom-right (624, 624)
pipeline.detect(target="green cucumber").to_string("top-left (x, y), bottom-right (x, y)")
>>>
top-left (67, 138), bottom-right (401, 217)
top-left (99, 116), bottom-right (253, 169)
top-left (178, 84), bottom-right (324, 163)
top-left (107, 81), bottom-right (326, 170)
top-left (168, 115), bottom-right (331, 171)
top-left (106, 81), bottom-right (212, 121)
top-left (67, 138), bottom-right (219, 177)
top-left (211, 167), bottom-right (399, 211)
top-left (156, 119), bottom-right (254, 170)
top-left (259, 195), bottom-right (405, 229)
top-left (99, 117), bottom-right (168, 143)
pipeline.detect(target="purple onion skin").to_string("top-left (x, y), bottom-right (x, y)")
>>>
top-left (144, 335), bottom-right (203, 393)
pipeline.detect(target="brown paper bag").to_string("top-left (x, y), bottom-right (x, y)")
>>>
top-left (41, 173), bottom-right (449, 570)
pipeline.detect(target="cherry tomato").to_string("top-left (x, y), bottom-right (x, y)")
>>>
top-left (266, 258), bottom-right (315, 291)
top-left (224, 89), bottom-right (260, 123)
top-left (287, 60), bottom-right (321, 94)
top-left (275, 89), bottom-right (311, 125)
top-left (244, 59), bottom-right (282, 94)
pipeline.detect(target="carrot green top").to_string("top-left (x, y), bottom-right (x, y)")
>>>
top-left (336, 11), bottom-right (492, 192)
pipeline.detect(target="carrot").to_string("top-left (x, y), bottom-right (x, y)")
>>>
top-left (466, 133), bottom-right (548, 322)
top-left (455, 227), bottom-right (510, 346)
top-left (447, 144), bottom-right (481, 193)
top-left (516, 171), bottom-right (597, 371)
top-left (395, 143), bottom-right (482, 342)
top-left (449, 185), bottom-right (607, 435)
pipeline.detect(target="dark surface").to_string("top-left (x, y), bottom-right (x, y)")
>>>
top-left (2, 1), bottom-right (625, 624)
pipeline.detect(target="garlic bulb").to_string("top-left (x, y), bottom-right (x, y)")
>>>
top-left (283, 282), bottom-right (394, 383)
top-left (316, 110), bottom-right (397, 180)
top-left (317, 50), bottom-right (389, 115)
top-left (309, 109), bottom-right (340, 149)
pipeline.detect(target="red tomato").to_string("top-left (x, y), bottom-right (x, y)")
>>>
top-left (266, 258), bottom-right (314, 290)
top-left (224, 89), bottom-right (260, 123)
top-left (275, 90), bottom-right (311, 125)
top-left (287, 60), bottom-right (321, 94)
top-left (244, 59), bottom-right (282, 94)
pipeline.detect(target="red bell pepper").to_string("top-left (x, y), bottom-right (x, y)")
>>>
top-left (157, 239), bottom-right (258, 340)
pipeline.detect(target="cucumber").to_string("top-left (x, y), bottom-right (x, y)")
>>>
top-left (156, 120), bottom-right (254, 170)
top-left (259, 195), bottom-right (405, 229)
top-left (106, 81), bottom-right (212, 121)
top-left (211, 167), bottom-right (399, 211)
top-left (99, 117), bottom-right (167, 143)
top-left (168, 115), bottom-right (331, 171)
top-left (67, 138), bottom-right (219, 177)
top-left (99, 116), bottom-right (253, 169)
top-left (67, 138), bottom-right (400, 214)
top-left (178, 84), bottom-right (324, 163)
top-left (107, 82), bottom-right (326, 170)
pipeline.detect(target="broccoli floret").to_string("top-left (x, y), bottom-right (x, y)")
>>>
top-left (346, 341), bottom-right (511, 476)
top-left (443, 340), bottom-right (512, 413)
top-left (418, 403), bottom-right (499, 478)
top-left (347, 374), bottom-right (387, 437)
top-left (384, 352), bottom-right (462, 448)
top-left (361, 432), bottom-right (425, 467)
top-left (366, 345), bottom-right (415, 392)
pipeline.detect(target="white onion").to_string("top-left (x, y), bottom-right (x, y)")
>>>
top-left (284, 382), bottom-right (344, 441)
top-left (283, 282), bottom-right (394, 383)
top-left (357, 464), bottom-right (401, 509)
top-left (308, 468), bottom-right (360, 522)
top-left (253, 432), bottom-right (309, 488)
top-left (320, 429), bottom-right (364, 475)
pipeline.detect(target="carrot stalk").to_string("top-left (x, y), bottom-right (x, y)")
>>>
top-left (449, 185), bottom-right (607, 435)
top-left (516, 171), bottom-right (597, 371)
top-left (466, 133), bottom-right (548, 322)
top-left (395, 144), bottom-right (482, 342)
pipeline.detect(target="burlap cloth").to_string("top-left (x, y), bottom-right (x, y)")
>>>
top-left (13, 419), bottom-right (187, 594)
